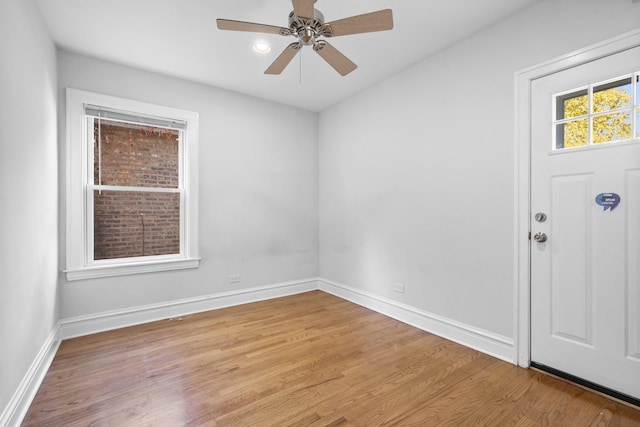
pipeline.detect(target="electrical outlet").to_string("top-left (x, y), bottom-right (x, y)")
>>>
top-left (228, 274), bottom-right (240, 284)
top-left (392, 283), bottom-right (405, 293)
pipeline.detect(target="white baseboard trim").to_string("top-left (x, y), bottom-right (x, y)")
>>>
top-left (318, 278), bottom-right (515, 364)
top-left (58, 278), bottom-right (320, 340)
top-left (0, 278), bottom-right (517, 427)
top-left (0, 324), bottom-right (60, 427)
top-left (2, 279), bottom-right (319, 427)
top-left (4, 277), bottom-right (516, 427)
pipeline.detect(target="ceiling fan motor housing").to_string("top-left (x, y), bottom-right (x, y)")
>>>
top-left (288, 9), bottom-right (325, 45)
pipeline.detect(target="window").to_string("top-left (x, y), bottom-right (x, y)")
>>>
top-left (66, 89), bottom-right (199, 280)
top-left (554, 73), bottom-right (639, 150)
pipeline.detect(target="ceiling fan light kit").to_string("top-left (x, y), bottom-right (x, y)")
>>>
top-left (252, 41), bottom-right (272, 54)
top-left (217, 0), bottom-right (393, 76)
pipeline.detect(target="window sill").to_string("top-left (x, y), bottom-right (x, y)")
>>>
top-left (65, 258), bottom-right (201, 281)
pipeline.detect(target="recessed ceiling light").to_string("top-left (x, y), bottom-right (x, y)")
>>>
top-left (252, 41), bottom-right (271, 54)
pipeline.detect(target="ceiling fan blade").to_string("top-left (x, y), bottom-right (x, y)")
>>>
top-left (292, 0), bottom-right (315, 18)
top-left (323, 9), bottom-right (393, 37)
top-left (217, 19), bottom-right (290, 36)
top-left (265, 43), bottom-right (302, 75)
top-left (313, 41), bottom-right (357, 76)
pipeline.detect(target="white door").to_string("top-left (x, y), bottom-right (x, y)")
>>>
top-left (530, 45), bottom-right (640, 401)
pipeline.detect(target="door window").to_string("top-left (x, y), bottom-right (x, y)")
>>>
top-left (554, 73), bottom-right (638, 149)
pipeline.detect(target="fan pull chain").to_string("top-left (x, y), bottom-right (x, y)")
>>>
top-left (299, 49), bottom-right (302, 85)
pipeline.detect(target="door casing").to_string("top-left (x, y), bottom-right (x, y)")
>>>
top-left (514, 28), bottom-right (640, 367)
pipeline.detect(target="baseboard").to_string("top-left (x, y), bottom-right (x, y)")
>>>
top-left (2, 279), bottom-right (319, 427)
top-left (318, 278), bottom-right (515, 364)
top-left (58, 278), bottom-right (320, 340)
top-left (0, 324), bottom-right (60, 427)
top-left (4, 277), bottom-right (516, 427)
top-left (58, 276), bottom-right (515, 360)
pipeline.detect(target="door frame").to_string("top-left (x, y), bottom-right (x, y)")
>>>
top-left (514, 28), bottom-right (640, 368)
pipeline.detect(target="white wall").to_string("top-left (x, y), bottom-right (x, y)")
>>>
top-left (58, 51), bottom-right (319, 318)
top-left (0, 0), bottom-right (59, 416)
top-left (319, 0), bottom-right (640, 339)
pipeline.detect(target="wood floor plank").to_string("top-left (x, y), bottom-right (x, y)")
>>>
top-left (22, 291), bottom-right (640, 426)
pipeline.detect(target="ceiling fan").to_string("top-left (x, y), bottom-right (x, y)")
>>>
top-left (216, 0), bottom-right (393, 76)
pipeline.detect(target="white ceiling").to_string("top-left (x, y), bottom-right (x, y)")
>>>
top-left (37, 0), bottom-right (540, 111)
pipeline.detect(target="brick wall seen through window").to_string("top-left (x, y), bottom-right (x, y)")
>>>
top-left (93, 121), bottom-right (180, 260)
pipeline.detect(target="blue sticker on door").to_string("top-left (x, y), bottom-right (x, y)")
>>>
top-left (595, 193), bottom-right (621, 212)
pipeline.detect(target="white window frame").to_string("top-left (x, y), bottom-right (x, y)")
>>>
top-left (65, 88), bottom-right (200, 281)
top-left (552, 72), bottom-right (639, 150)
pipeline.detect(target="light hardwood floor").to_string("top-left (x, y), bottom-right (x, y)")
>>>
top-left (23, 291), bottom-right (640, 426)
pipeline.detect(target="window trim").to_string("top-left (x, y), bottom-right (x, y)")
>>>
top-left (65, 88), bottom-right (200, 281)
top-left (552, 72), bottom-right (639, 150)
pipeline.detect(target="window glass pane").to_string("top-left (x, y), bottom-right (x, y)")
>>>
top-left (556, 89), bottom-right (588, 120)
top-left (94, 190), bottom-right (180, 260)
top-left (556, 119), bottom-right (588, 149)
top-left (636, 108), bottom-right (640, 139)
top-left (592, 111), bottom-right (632, 144)
top-left (592, 78), bottom-right (632, 113)
top-left (94, 119), bottom-right (179, 188)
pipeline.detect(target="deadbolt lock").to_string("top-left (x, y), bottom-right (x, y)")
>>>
top-left (534, 212), bottom-right (547, 223)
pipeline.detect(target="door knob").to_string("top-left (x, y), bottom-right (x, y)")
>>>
top-left (533, 232), bottom-right (547, 243)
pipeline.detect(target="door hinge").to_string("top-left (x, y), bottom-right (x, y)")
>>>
top-left (528, 232), bottom-right (531, 240)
